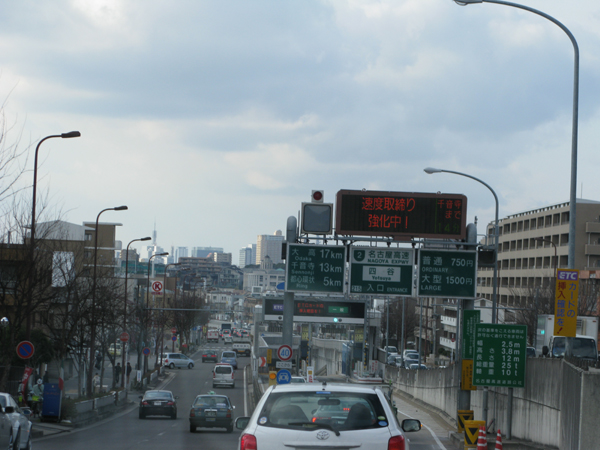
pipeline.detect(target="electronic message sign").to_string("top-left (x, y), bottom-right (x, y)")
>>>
top-left (335, 190), bottom-right (467, 240)
top-left (263, 298), bottom-right (365, 324)
top-left (285, 244), bottom-right (346, 294)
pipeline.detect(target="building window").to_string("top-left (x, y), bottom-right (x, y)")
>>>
top-left (85, 233), bottom-right (92, 241)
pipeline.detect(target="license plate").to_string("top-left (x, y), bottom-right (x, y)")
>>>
top-left (206, 411), bottom-right (217, 417)
top-left (206, 418), bottom-right (216, 422)
top-left (154, 402), bottom-right (161, 406)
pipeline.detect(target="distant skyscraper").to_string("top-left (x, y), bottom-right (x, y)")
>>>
top-left (256, 230), bottom-right (283, 265)
top-left (192, 246), bottom-right (224, 258)
top-left (238, 244), bottom-right (257, 268)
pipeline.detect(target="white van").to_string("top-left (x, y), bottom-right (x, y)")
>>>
top-left (232, 343), bottom-right (251, 356)
top-left (213, 363), bottom-right (235, 388)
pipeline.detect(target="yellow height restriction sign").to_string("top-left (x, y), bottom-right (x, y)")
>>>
top-left (554, 269), bottom-right (579, 337)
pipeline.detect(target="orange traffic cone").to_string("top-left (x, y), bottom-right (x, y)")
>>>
top-left (495, 430), bottom-right (503, 449)
top-left (477, 426), bottom-right (487, 449)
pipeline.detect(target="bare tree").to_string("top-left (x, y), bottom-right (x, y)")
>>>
top-left (380, 297), bottom-right (418, 350)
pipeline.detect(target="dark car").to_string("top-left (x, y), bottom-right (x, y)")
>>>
top-left (203, 350), bottom-right (218, 363)
top-left (189, 393), bottom-right (235, 433)
top-left (139, 390), bottom-right (178, 419)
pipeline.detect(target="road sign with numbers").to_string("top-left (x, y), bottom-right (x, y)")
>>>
top-left (349, 247), bottom-right (414, 295)
top-left (472, 324), bottom-right (527, 388)
top-left (417, 249), bottom-right (477, 298)
top-left (285, 244), bottom-right (346, 293)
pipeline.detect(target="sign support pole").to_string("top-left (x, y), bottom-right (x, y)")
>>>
top-left (282, 216), bottom-right (297, 350)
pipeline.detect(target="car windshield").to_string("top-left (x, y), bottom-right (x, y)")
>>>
top-left (552, 337), bottom-right (598, 359)
top-left (222, 352), bottom-right (236, 358)
top-left (215, 366), bottom-right (232, 374)
top-left (257, 390), bottom-right (387, 432)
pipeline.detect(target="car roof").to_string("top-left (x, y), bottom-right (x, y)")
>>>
top-left (269, 383), bottom-right (383, 394)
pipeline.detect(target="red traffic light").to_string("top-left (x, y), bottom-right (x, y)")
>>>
top-left (311, 190), bottom-right (324, 203)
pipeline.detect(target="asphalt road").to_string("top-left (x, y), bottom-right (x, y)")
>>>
top-left (35, 341), bottom-right (457, 450)
top-left (36, 342), bottom-right (247, 450)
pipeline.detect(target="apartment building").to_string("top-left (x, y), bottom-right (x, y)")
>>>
top-left (256, 231), bottom-right (284, 265)
top-left (478, 199), bottom-right (600, 308)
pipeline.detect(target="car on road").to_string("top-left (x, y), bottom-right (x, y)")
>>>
top-left (108, 342), bottom-right (122, 356)
top-left (527, 347), bottom-right (536, 357)
top-left (291, 376), bottom-right (306, 383)
top-left (139, 390), bottom-right (178, 419)
top-left (234, 382), bottom-right (421, 450)
top-left (213, 363), bottom-right (235, 388)
top-left (408, 364), bottom-right (427, 370)
top-left (189, 392), bottom-right (235, 433)
top-left (202, 350), bottom-right (218, 363)
top-left (163, 353), bottom-right (195, 369)
top-left (0, 392), bottom-right (31, 450)
top-left (221, 351), bottom-right (238, 370)
top-left (403, 358), bottom-right (419, 369)
top-left (233, 343), bottom-right (251, 357)
top-left (223, 335), bottom-right (233, 345)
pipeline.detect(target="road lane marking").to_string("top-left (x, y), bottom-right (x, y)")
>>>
top-left (396, 408), bottom-right (448, 450)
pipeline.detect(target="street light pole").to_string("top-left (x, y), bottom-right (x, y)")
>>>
top-left (425, 167), bottom-right (499, 323)
top-left (86, 205), bottom-right (128, 398)
top-left (28, 131), bottom-right (81, 339)
top-left (453, 0), bottom-right (579, 270)
top-left (144, 252), bottom-right (168, 374)
top-left (160, 263), bottom-right (181, 365)
top-left (121, 236), bottom-right (151, 389)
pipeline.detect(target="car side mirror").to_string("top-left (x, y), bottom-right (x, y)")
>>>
top-left (401, 419), bottom-right (421, 432)
top-left (235, 417), bottom-right (250, 430)
top-left (3, 407), bottom-right (14, 414)
top-left (139, 396), bottom-right (143, 399)
top-left (542, 346), bottom-right (549, 357)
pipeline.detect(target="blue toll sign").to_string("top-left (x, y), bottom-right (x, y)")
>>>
top-left (16, 341), bottom-right (35, 359)
top-left (276, 369), bottom-right (291, 384)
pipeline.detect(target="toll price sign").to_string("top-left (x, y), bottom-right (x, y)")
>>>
top-left (286, 244), bottom-right (346, 294)
top-left (417, 249), bottom-right (477, 298)
top-left (472, 324), bottom-right (527, 388)
top-left (349, 246), bottom-right (414, 295)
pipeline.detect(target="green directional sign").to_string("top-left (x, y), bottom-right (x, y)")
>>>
top-left (286, 244), bottom-right (346, 294)
top-left (473, 324), bottom-right (527, 388)
top-left (462, 310), bottom-right (481, 360)
top-left (417, 249), bottom-right (477, 298)
top-left (349, 247), bottom-right (414, 295)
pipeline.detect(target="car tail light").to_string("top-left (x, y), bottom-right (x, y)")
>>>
top-left (240, 434), bottom-right (257, 450)
top-left (190, 409), bottom-right (195, 417)
top-left (167, 401), bottom-right (174, 406)
top-left (231, 372), bottom-right (235, 379)
top-left (388, 435), bottom-right (405, 450)
top-left (142, 401), bottom-right (149, 406)
top-left (213, 372), bottom-right (216, 378)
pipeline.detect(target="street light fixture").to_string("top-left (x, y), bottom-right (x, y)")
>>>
top-left (27, 131), bottom-right (81, 339)
top-left (87, 205), bottom-right (128, 398)
top-left (452, 0), bottom-right (579, 270)
top-left (121, 236), bottom-right (151, 389)
top-left (144, 252), bottom-right (169, 373)
top-left (424, 167), bottom-right (499, 323)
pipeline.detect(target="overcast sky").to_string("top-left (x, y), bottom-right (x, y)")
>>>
top-left (1, 0), bottom-right (599, 261)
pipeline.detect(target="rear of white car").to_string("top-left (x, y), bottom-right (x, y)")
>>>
top-left (236, 383), bottom-right (420, 450)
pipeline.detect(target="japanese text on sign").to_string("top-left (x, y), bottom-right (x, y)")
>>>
top-left (349, 247), bottom-right (414, 295)
top-left (335, 190), bottom-right (467, 240)
top-left (417, 250), bottom-right (477, 298)
top-left (554, 269), bottom-right (579, 337)
top-left (285, 244), bottom-right (346, 293)
top-left (473, 324), bottom-right (527, 388)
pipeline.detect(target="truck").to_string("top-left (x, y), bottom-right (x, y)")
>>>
top-left (536, 315), bottom-right (598, 361)
top-left (207, 329), bottom-right (220, 343)
top-left (220, 323), bottom-right (232, 336)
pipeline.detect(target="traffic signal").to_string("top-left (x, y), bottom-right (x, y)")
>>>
top-left (301, 190), bottom-right (333, 235)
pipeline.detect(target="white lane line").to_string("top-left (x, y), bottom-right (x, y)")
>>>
top-left (396, 408), bottom-right (448, 450)
top-left (243, 367), bottom-right (248, 416)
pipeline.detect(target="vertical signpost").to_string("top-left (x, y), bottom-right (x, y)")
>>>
top-left (554, 269), bottom-right (579, 337)
top-left (461, 310), bottom-right (480, 391)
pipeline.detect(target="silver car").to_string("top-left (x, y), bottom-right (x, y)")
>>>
top-left (235, 383), bottom-right (420, 450)
top-left (0, 393), bottom-right (27, 450)
top-left (163, 353), bottom-right (195, 369)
